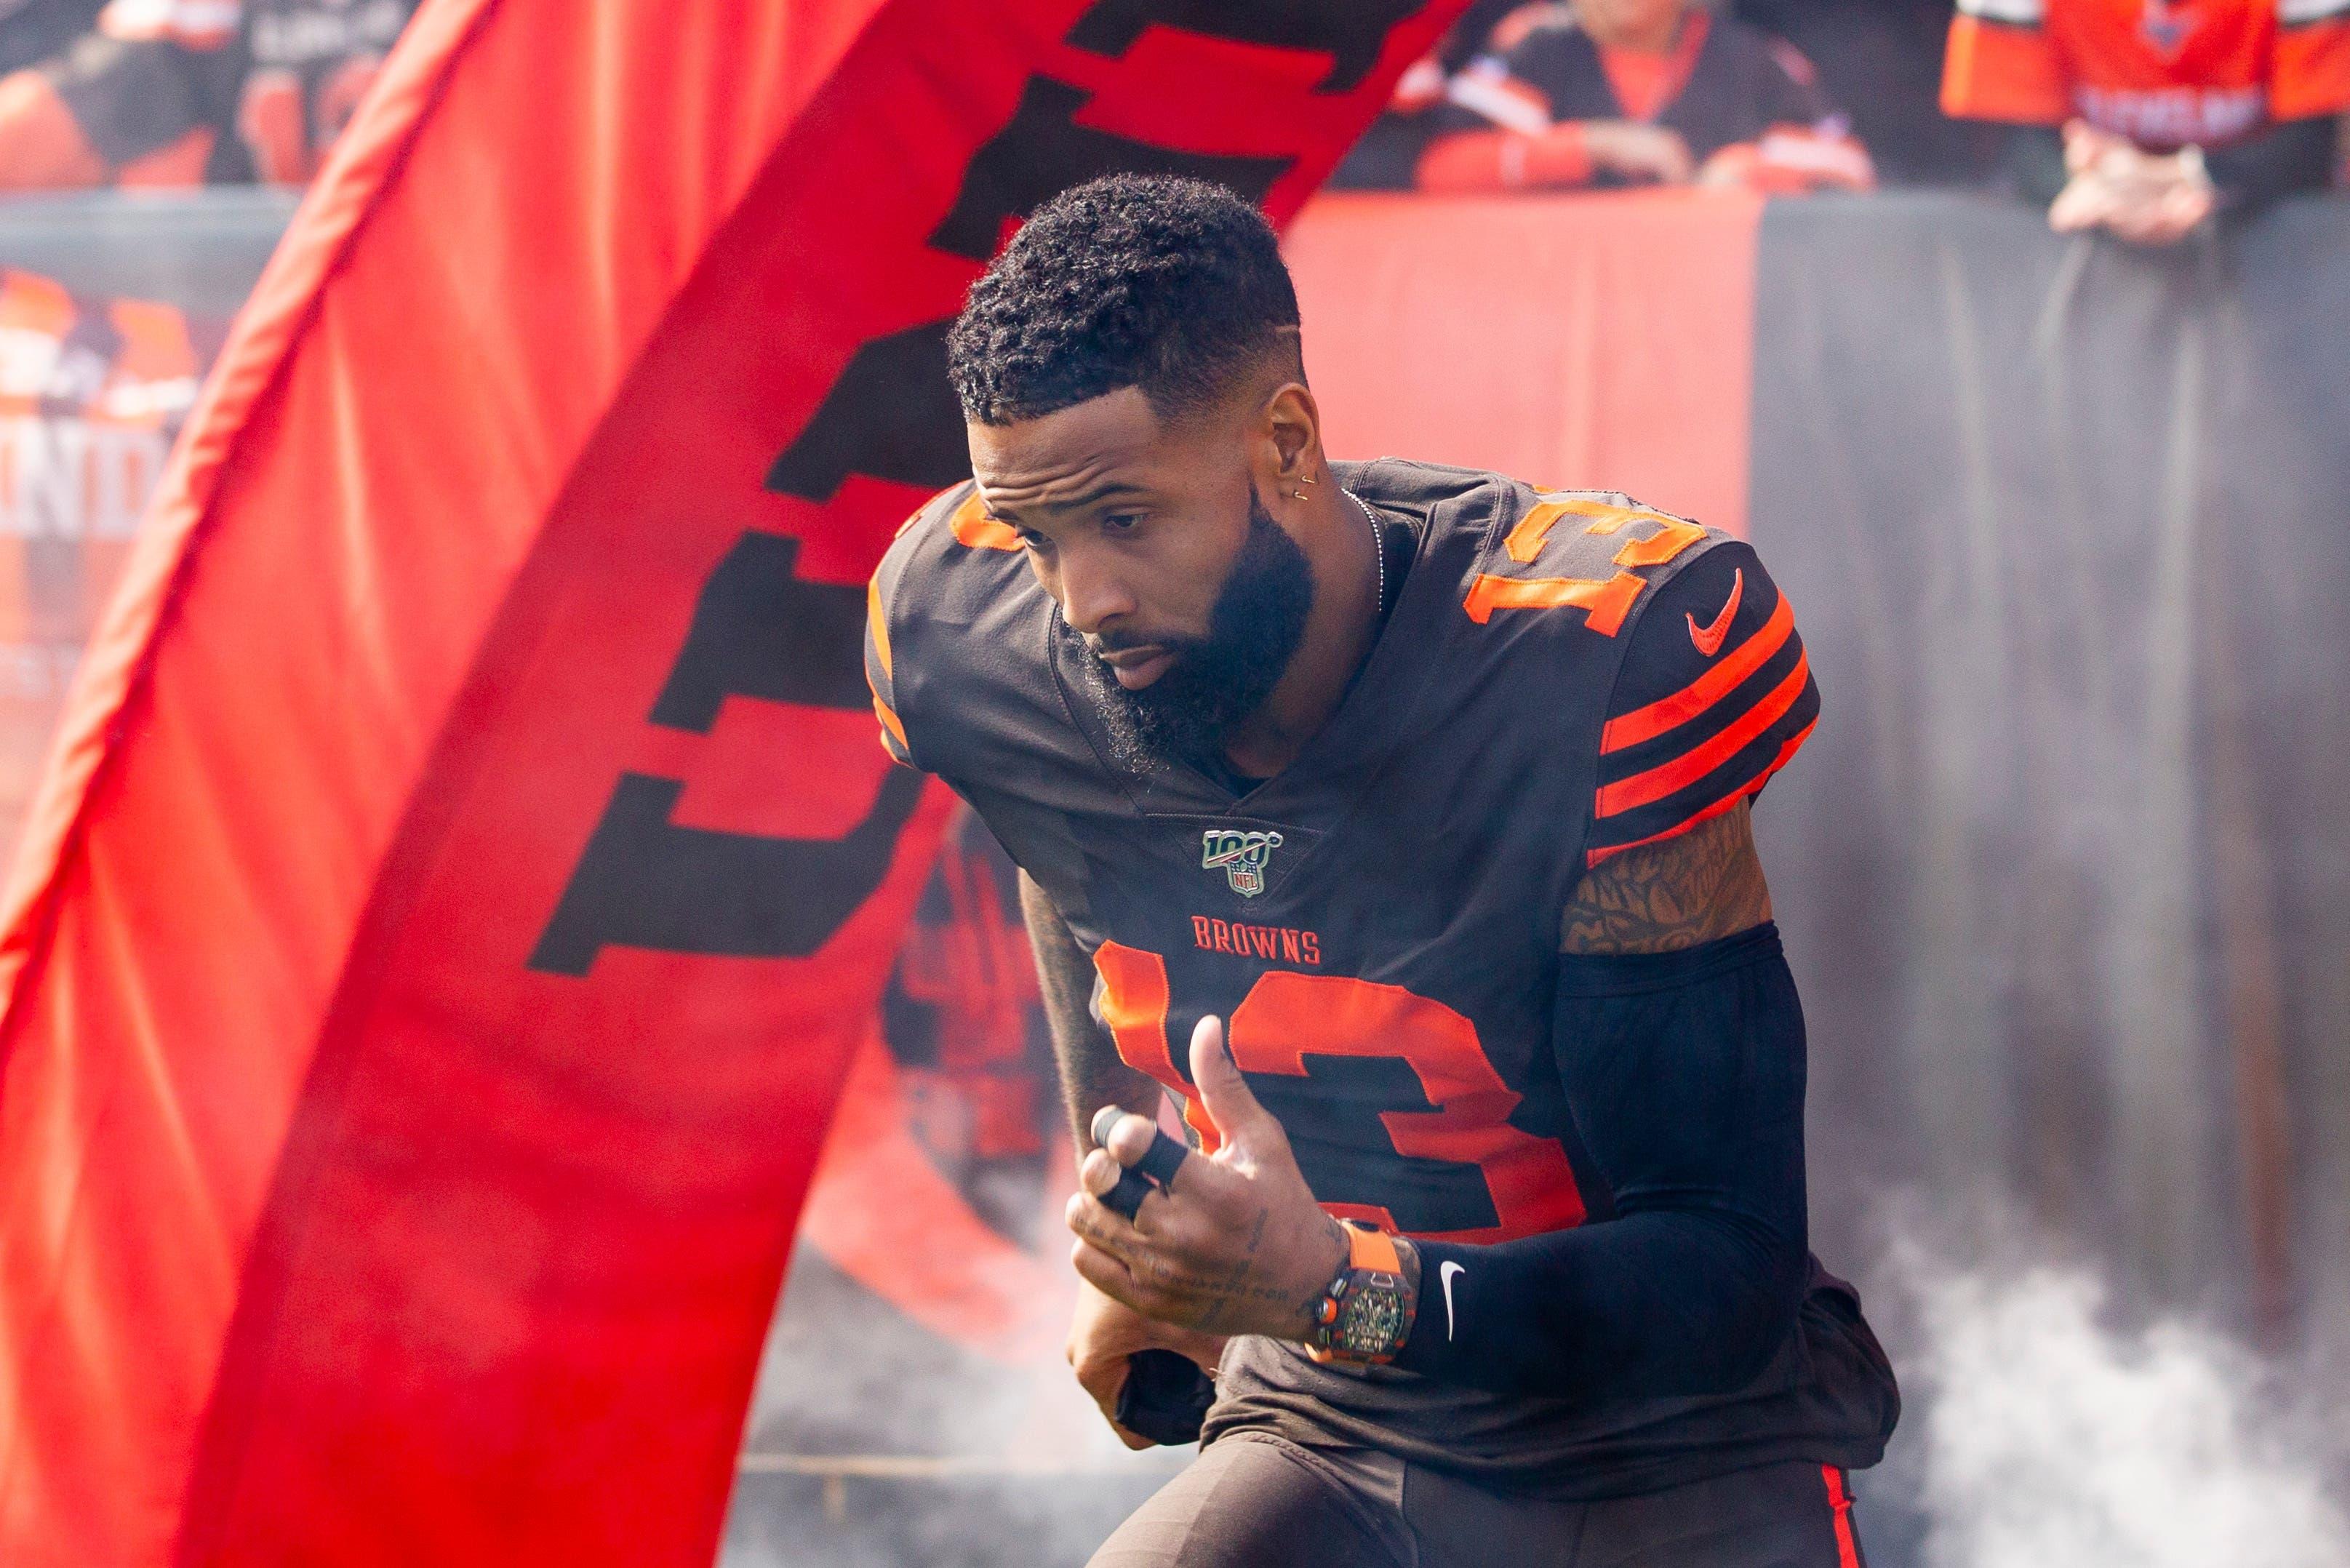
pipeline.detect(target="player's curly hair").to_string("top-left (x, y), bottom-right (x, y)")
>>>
top-left (946, 174), bottom-right (1303, 427)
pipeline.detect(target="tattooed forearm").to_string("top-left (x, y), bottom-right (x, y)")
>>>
top-left (1019, 871), bottom-right (1163, 1153)
top-left (1561, 801), bottom-right (1773, 954)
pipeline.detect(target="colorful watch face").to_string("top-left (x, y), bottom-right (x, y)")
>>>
top-left (1337, 1276), bottom-right (1405, 1356)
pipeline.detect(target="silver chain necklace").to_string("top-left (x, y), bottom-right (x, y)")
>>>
top-left (1343, 488), bottom-right (1387, 618)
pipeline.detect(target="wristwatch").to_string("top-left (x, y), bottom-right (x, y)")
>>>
top-left (1306, 1220), bottom-right (1416, 1365)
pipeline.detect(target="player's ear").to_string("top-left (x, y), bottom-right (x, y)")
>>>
top-left (1261, 380), bottom-right (1322, 490)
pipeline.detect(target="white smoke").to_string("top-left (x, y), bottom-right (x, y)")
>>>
top-left (1897, 1239), bottom-right (2350, 1568)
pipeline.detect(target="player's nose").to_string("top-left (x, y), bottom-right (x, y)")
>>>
top-left (1055, 548), bottom-right (1138, 636)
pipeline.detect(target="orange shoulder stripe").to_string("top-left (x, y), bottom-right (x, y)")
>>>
top-left (1586, 718), bottom-right (1815, 866)
top-left (1601, 591), bottom-right (1794, 754)
top-left (1596, 651), bottom-right (1810, 817)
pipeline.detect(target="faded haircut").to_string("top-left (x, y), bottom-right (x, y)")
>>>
top-left (946, 173), bottom-right (1304, 427)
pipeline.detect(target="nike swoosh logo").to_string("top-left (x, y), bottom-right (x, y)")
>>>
top-left (1687, 567), bottom-right (1744, 657)
top-left (1440, 1261), bottom-right (1464, 1341)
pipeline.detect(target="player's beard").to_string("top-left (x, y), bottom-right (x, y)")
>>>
top-left (1067, 487), bottom-right (1315, 775)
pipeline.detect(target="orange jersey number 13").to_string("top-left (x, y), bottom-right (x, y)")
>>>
top-left (1092, 942), bottom-right (1586, 1244)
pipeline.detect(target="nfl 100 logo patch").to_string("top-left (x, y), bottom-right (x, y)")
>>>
top-left (1202, 828), bottom-right (1283, 897)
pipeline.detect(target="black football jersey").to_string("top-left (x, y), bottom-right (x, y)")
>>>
top-left (867, 459), bottom-right (1889, 1492)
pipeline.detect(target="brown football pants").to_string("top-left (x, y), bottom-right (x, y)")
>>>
top-left (1089, 1433), bottom-right (1868, 1568)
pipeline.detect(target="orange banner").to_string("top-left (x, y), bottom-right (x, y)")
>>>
top-left (0, 2), bottom-right (1463, 1564)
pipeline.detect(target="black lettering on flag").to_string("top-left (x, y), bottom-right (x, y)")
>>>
top-left (764, 320), bottom-right (969, 503)
top-left (528, 770), bottom-right (925, 975)
top-left (1064, 0), bottom-right (1425, 93)
top-left (928, 76), bottom-right (1294, 260)
top-left (532, 531), bottom-right (921, 975)
top-left (650, 532), bottom-right (866, 730)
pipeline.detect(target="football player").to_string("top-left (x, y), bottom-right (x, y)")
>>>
top-left (865, 174), bottom-right (1897, 1567)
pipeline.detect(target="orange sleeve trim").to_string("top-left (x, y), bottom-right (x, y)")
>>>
top-left (950, 489), bottom-right (1020, 551)
top-left (1602, 592), bottom-right (1796, 753)
top-left (2273, 20), bottom-right (2350, 119)
top-left (1586, 782), bottom-right (1747, 867)
top-left (0, 71), bottom-right (105, 191)
top-left (871, 690), bottom-right (908, 749)
top-left (1585, 719), bottom-right (1814, 866)
top-left (1941, 15), bottom-right (2069, 125)
top-left (1415, 124), bottom-right (1593, 193)
top-left (865, 576), bottom-right (894, 679)
top-left (1596, 650), bottom-right (1810, 817)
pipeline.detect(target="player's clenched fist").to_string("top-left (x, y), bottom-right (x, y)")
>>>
top-left (1066, 1015), bottom-right (1351, 1341)
top-left (1064, 1279), bottom-right (1226, 1450)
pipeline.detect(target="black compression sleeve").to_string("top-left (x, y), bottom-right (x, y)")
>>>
top-left (1391, 924), bottom-right (1809, 1401)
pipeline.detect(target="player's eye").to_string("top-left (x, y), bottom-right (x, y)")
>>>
top-left (1011, 525), bottom-right (1050, 552)
top-left (1101, 512), bottom-right (1145, 535)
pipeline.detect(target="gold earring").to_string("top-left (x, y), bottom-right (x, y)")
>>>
top-left (1290, 489), bottom-right (1309, 500)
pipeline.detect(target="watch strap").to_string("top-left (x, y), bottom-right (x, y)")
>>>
top-left (1306, 1221), bottom-right (1415, 1366)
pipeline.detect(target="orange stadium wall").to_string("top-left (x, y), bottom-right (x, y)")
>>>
top-left (0, 3), bottom-right (1470, 1566)
top-left (1287, 190), bottom-right (1762, 537)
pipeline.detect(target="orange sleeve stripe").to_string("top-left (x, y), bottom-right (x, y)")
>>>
top-left (1596, 650), bottom-right (1810, 817)
top-left (1586, 784), bottom-right (1748, 868)
top-left (873, 693), bottom-right (909, 753)
top-left (2273, 19), bottom-right (2350, 119)
top-left (1941, 15), bottom-right (2070, 124)
top-left (1586, 719), bottom-right (1815, 866)
top-left (1602, 593), bottom-right (1795, 754)
top-left (866, 575), bottom-right (893, 680)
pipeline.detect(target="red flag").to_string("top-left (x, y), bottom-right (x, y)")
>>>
top-left (0, 1), bottom-right (1462, 1562)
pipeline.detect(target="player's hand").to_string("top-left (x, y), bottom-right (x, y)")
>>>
top-left (1580, 120), bottom-right (1695, 185)
top-left (1067, 1016), bottom-right (1350, 1343)
top-left (1066, 1277), bottom-right (1226, 1449)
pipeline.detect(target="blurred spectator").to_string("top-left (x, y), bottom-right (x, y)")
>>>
top-left (1943, 0), bottom-right (2350, 242)
top-left (1330, 0), bottom-right (1533, 188)
top-left (1735, 0), bottom-right (2007, 185)
top-left (0, 0), bottom-right (412, 192)
top-left (1412, 0), bottom-right (1875, 195)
